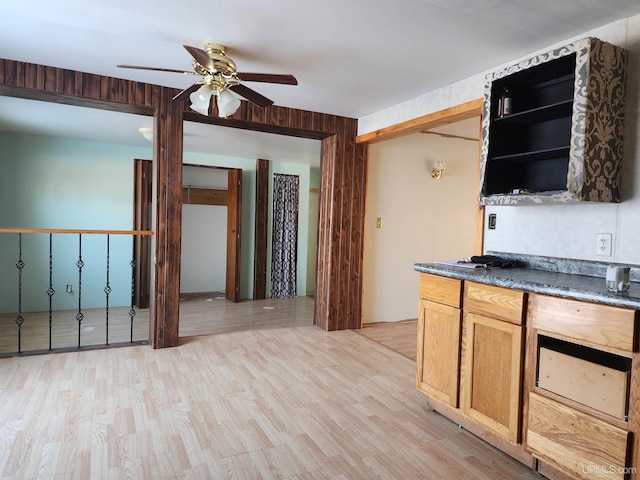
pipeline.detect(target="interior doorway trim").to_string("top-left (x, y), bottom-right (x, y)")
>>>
top-left (355, 98), bottom-right (485, 255)
top-left (355, 99), bottom-right (483, 144)
top-left (253, 158), bottom-right (269, 299)
top-left (0, 57), bottom-right (366, 341)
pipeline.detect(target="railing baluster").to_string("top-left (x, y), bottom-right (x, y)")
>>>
top-left (104, 235), bottom-right (111, 345)
top-left (1, 228), bottom-right (152, 357)
top-left (129, 258), bottom-right (137, 343)
top-left (75, 234), bottom-right (84, 348)
top-left (15, 233), bottom-right (25, 354)
top-left (47, 233), bottom-right (55, 350)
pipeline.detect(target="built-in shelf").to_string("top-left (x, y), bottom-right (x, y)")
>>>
top-left (479, 37), bottom-right (627, 205)
top-left (491, 146), bottom-right (570, 163)
top-left (493, 100), bottom-right (574, 126)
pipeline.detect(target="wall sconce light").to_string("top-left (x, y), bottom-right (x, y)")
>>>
top-left (432, 161), bottom-right (446, 179)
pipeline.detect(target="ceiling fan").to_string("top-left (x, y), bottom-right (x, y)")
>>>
top-left (118, 43), bottom-right (297, 117)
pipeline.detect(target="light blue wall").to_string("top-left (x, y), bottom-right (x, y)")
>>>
top-left (0, 130), bottom-right (317, 312)
top-left (0, 132), bottom-right (152, 313)
top-left (309, 166), bottom-right (320, 189)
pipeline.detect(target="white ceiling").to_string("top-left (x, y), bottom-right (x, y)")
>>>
top-left (1, 0), bottom-right (638, 160)
top-left (2, 0), bottom-right (639, 119)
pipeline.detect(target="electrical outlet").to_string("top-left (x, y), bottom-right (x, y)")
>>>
top-left (66, 284), bottom-right (73, 293)
top-left (596, 233), bottom-right (612, 256)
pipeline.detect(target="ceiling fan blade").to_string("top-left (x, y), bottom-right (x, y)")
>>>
top-left (173, 83), bottom-right (201, 102)
top-left (230, 84), bottom-right (274, 107)
top-left (183, 45), bottom-right (215, 71)
top-left (236, 72), bottom-right (298, 85)
top-left (117, 64), bottom-right (196, 75)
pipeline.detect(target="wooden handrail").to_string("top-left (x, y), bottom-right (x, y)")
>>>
top-left (0, 228), bottom-right (154, 236)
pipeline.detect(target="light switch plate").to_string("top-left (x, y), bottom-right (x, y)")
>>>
top-left (488, 213), bottom-right (497, 230)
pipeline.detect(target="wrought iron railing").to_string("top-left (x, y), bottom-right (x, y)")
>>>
top-left (0, 228), bottom-right (153, 356)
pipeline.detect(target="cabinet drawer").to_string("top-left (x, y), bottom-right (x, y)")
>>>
top-left (419, 273), bottom-right (462, 308)
top-left (538, 346), bottom-right (630, 420)
top-left (529, 294), bottom-right (637, 352)
top-left (464, 281), bottom-right (525, 325)
top-left (527, 392), bottom-right (631, 480)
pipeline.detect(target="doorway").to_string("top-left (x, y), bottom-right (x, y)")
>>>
top-left (359, 100), bottom-right (484, 328)
top-left (133, 162), bottom-right (243, 306)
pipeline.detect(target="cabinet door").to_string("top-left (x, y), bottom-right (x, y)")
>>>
top-left (462, 312), bottom-right (523, 442)
top-left (417, 299), bottom-right (462, 407)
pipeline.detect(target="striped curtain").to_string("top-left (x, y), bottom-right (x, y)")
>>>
top-left (270, 174), bottom-right (299, 298)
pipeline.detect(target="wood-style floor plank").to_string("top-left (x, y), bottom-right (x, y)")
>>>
top-left (0, 322), bottom-right (542, 479)
top-left (356, 320), bottom-right (418, 361)
top-left (0, 294), bottom-right (315, 354)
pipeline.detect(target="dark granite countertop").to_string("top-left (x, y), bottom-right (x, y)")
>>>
top-left (414, 253), bottom-right (640, 310)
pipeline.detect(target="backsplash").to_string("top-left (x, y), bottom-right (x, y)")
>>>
top-left (488, 251), bottom-right (640, 282)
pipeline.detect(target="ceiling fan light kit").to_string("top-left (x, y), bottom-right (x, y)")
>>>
top-left (189, 85), bottom-right (215, 115)
top-left (217, 89), bottom-right (241, 118)
top-left (117, 43), bottom-right (297, 118)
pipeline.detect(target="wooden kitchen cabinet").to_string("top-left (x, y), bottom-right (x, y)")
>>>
top-left (416, 277), bottom-right (528, 444)
top-left (527, 392), bottom-right (631, 480)
top-left (415, 271), bottom-right (640, 479)
top-left (525, 293), bottom-right (637, 480)
top-left (462, 312), bottom-right (523, 442)
top-left (462, 282), bottom-right (526, 442)
top-left (416, 274), bottom-right (463, 407)
top-left (417, 299), bottom-right (462, 406)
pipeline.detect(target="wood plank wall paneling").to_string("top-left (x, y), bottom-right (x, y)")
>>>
top-left (226, 169), bottom-right (242, 303)
top-left (316, 135), bottom-right (337, 330)
top-left (253, 159), bottom-right (269, 300)
top-left (350, 137), bottom-right (368, 329)
top-left (151, 86), bottom-right (184, 348)
top-left (0, 57), bottom-right (367, 342)
top-left (133, 159), bottom-right (152, 309)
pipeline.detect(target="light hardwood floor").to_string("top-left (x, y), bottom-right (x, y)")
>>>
top-left (0, 306), bottom-right (150, 355)
top-left (0, 297), bottom-right (543, 479)
top-left (355, 320), bottom-right (418, 361)
top-left (0, 294), bottom-right (315, 355)
top-left (178, 294), bottom-right (316, 337)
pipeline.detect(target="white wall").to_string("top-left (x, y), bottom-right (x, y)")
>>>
top-left (181, 204), bottom-right (227, 293)
top-left (363, 133), bottom-right (480, 323)
top-left (359, 14), bottom-right (640, 266)
top-left (180, 165), bottom-right (229, 294)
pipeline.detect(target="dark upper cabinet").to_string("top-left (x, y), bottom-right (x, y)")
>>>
top-left (479, 37), bottom-right (627, 205)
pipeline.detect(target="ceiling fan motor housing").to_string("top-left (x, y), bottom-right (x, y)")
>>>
top-left (203, 43), bottom-right (237, 76)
